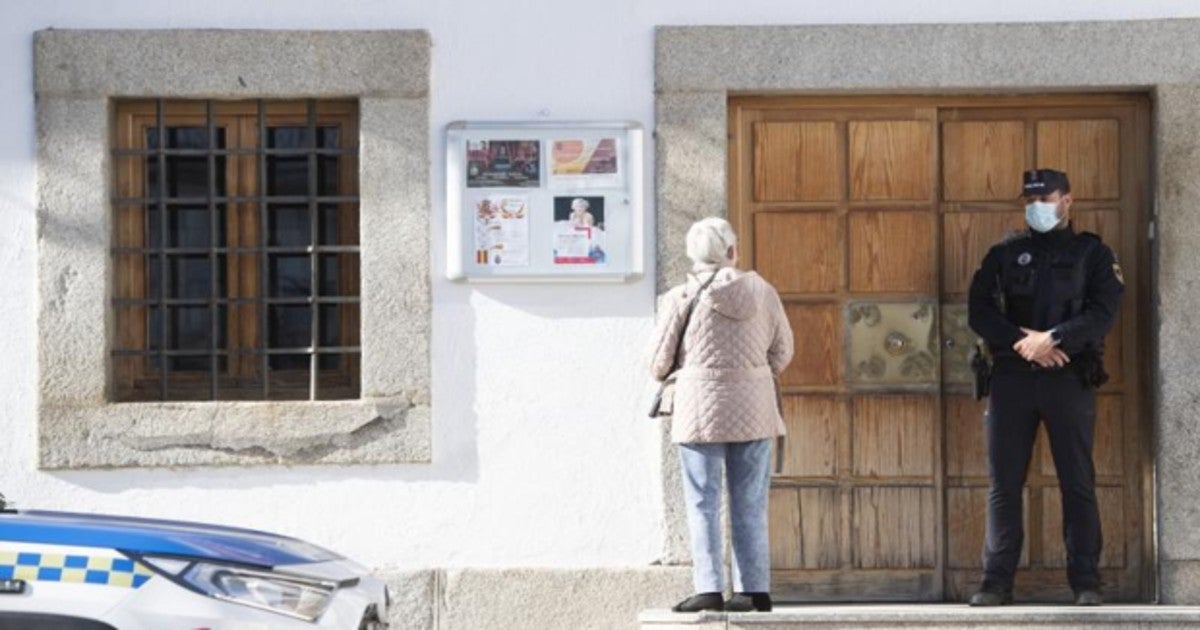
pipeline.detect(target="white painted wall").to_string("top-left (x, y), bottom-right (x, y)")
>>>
top-left (2, 0), bottom-right (1198, 571)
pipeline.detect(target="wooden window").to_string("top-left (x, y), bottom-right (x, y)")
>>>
top-left (112, 99), bottom-right (360, 402)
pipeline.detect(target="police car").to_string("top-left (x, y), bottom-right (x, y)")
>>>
top-left (0, 494), bottom-right (389, 629)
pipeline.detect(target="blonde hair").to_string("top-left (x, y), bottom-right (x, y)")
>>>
top-left (685, 217), bottom-right (737, 271)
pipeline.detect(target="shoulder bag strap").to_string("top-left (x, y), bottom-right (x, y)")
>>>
top-left (665, 272), bottom-right (718, 378)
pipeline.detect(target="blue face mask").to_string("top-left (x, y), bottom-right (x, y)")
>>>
top-left (1025, 201), bottom-right (1061, 233)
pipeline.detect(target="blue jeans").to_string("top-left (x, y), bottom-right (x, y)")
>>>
top-left (678, 438), bottom-right (772, 594)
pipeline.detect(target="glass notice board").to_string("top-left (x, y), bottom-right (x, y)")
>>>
top-left (446, 121), bottom-right (644, 282)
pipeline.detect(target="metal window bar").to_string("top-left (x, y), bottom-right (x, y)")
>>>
top-left (207, 101), bottom-right (219, 399)
top-left (307, 99), bottom-right (320, 401)
top-left (155, 99), bottom-right (169, 400)
top-left (113, 347), bottom-right (361, 357)
top-left (113, 147), bottom-right (358, 157)
top-left (258, 99), bottom-right (270, 399)
top-left (112, 246), bottom-right (360, 255)
top-left (114, 296), bottom-right (360, 307)
top-left (115, 196), bottom-right (358, 206)
top-left (112, 99), bottom-right (362, 402)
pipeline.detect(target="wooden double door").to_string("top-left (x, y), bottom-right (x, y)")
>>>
top-left (728, 94), bottom-right (1151, 602)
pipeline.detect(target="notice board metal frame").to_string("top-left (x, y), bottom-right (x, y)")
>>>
top-left (446, 121), bottom-right (644, 282)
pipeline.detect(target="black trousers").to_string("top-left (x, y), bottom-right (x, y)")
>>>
top-left (982, 367), bottom-right (1102, 592)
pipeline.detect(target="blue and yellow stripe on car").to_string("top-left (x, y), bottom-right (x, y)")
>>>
top-left (0, 551), bottom-right (153, 588)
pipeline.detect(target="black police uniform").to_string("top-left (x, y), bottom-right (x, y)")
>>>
top-left (967, 175), bottom-right (1124, 595)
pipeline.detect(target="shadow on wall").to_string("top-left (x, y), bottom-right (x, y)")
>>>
top-left (463, 280), bottom-right (652, 321)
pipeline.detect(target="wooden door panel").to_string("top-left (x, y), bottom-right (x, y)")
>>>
top-left (769, 486), bottom-right (842, 571)
top-left (754, 121), bottom-right (841, 202)
top-left (849, 210), bottom-right (936, 293)
top-left (780, 303), bottom-right (842, 386)
top-left (942, 121), bottom-right (1026, 202)
top-left (852, 487), bottom-right (937, 569)
top-left (849, 121), bottom-right (933, 201)
top-left (798, 488), bottom-right (841, 569)
top-left (941, 211), bottom-right (1026, 295)
top-left (851, 395), bottom-right (936, 478)
top-left (945, 395), bottom-right (989, 478)
top-left (1075, 208), bottom-right (1121, 242)
top-left (1036, 119), bottom-right (1121, 200)
top-left (732, 94), bottom-right (1148, 602)
top-left (754, 211), bottom-right (842, 294)
top-left (1099, 312), bottom-right (1125, 386)
top-left (780, 395), bottom-right (840, 477)
top-left (946, 487), bottom-right (987, 570)
top-left (769, 487), bottom-right (803, 569)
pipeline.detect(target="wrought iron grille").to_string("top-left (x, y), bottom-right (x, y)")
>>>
top-left (111, 99), bottom-right (361, 401)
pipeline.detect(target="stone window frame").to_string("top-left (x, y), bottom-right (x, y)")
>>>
top-left (35, 30), bottom-right (432, 468)
top-left (655, 20), bottom-right (1200, 602)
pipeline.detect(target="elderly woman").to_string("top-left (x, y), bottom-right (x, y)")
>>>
top-left (649, 217), bottom-right (794, 613)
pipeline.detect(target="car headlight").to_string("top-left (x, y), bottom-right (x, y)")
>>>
top-left (138, 556), bottom-right (337, 622)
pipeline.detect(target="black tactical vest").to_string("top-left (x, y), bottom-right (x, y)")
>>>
top-left (996, 230), bottom-right (1100, 326)
top-left (992, 230), bottom-right (1109, 385)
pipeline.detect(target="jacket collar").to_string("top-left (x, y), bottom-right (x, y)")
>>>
top-left (1031, 221), bottom-right (1075, 249)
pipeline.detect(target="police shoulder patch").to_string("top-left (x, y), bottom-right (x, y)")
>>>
top-left (1112, 261), bottom-right (1125, 285)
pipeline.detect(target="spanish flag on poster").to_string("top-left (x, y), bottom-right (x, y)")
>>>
top-left (472, 195), bottom-right (529, 267)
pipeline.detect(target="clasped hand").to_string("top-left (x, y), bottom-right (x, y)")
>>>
top-left (1013, 327), bottom-right (1070, 368)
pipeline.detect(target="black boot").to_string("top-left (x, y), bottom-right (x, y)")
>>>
top-left (968, 589), bottom-right (1013, 606)
top-left (725, 592), bottom-right (772, 612)
top-left (672, 592), bottom-right (724, 613)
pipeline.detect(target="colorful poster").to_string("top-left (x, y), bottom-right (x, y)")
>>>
top-left (472, 195), bottom-right (530, 267)
top-left (552, 196), bottom-right (606, 265)
top-left (466, 140), bottom-right (540, 188)
top-left (550, 138), bottom-right (621, 188)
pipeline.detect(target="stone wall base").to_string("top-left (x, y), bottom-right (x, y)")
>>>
top-left (381, 566), bottom-right (692, 630)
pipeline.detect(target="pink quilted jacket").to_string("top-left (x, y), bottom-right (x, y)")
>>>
top-left (649, 268), bottom-right (794, 444)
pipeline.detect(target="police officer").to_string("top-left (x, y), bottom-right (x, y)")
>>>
top-left (966, 169), bottom-right (1124, 607)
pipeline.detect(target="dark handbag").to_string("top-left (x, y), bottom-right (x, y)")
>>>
top-left (648, 273), bottom-right (717, 418)
top-left (774, 376), bottom-right (786, 475)
top-left (647, 377), bottom-right (675, 418)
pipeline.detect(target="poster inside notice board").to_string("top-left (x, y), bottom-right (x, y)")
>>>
top-left (446, 121), bottom-right (644, 282)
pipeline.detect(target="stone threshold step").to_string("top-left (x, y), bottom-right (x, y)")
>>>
top-left (639, 604), bottom-right (1200, 629)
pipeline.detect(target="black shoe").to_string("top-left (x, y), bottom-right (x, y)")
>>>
top-left (672, 592), bottom-right (724, 613)
top-left (1074, 589), bottom-right (1103, 606)
top-left (725, 592), bottom-right (772, 612)
top-left (968, 590), bottom-right (1013, 606)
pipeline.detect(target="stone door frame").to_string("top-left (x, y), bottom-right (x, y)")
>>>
top-left (654, 19), bottom-right (1200, 602)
